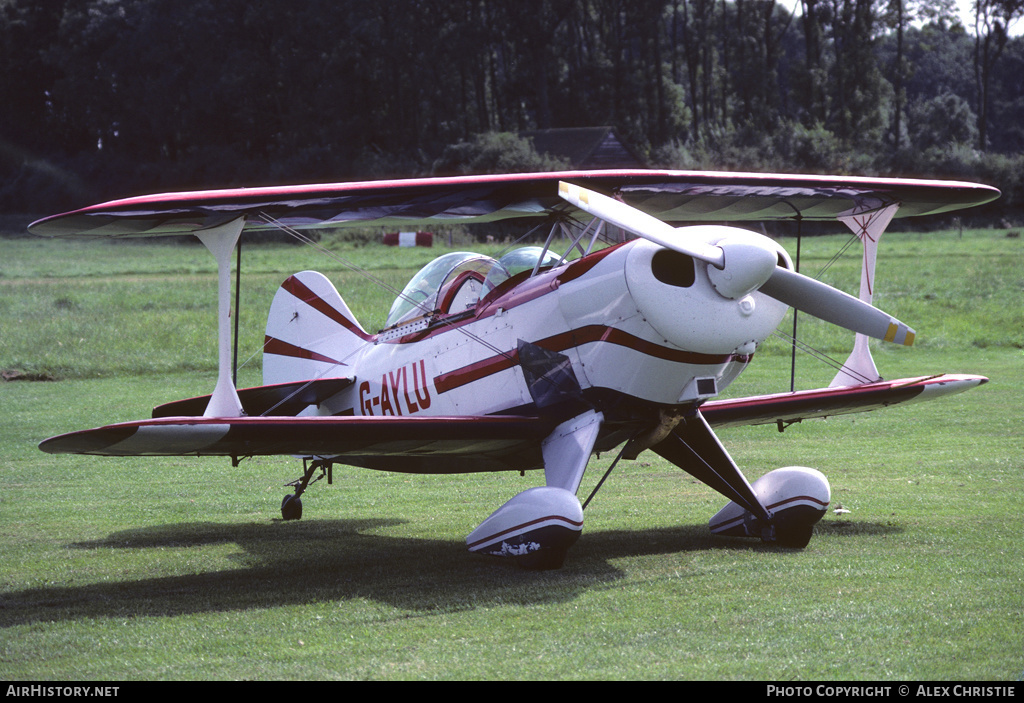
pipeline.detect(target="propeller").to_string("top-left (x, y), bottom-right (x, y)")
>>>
top-left (558, 181), bottom-right (915, 346)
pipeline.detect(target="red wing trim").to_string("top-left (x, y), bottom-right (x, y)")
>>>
top-left (29, 170), bottom-right (1000, 238)
top-left (701, 374), bottom-right (987, 428)
top-left (39, 414), bottom-right (558, 474)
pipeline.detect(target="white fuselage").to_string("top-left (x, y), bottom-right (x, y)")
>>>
top-left (288, 238), bottom-right (791, 423)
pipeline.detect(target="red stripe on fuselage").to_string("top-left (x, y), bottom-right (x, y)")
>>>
top-left (433, 325), bottom-right (750, 394)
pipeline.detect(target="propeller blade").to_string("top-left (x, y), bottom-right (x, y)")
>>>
top-left (762, 267), bottom-right (915, 346)
top-left (558, 180), bottom-right (917, 346)
top-left (559, 181), bottom-right (725, 268)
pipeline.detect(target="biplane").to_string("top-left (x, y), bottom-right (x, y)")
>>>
top-left (30, 170), bottom-right (997, 569)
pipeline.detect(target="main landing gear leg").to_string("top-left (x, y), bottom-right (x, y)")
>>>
top-left (281, 458), bottom-right (333, 521)
top-left (651, 411), bottom-right (829, 548)
top-left (466, 411), bottom-right (603, 569)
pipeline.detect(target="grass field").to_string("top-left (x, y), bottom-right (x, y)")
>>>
top-left (1, 226), bottom-right (1022, 680)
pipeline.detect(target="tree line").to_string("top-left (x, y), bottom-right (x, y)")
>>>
top-left (1, 0), bottom-right (1022, 222)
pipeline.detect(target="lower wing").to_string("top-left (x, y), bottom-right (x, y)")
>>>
top-left (38, 414), bottom-right (557, 474)
top-left (38, 374), bottom-right (985, 472)
top-left (701, 374), bottom-right (987, 429)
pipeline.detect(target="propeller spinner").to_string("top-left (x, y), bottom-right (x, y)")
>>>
top-left (558, 181), bottom-right (915, 346)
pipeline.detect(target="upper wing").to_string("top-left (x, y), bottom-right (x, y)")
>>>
top-left (29, 170), bottom-right (1000, 238)
top-left (700, 374), bottom-right (987, 429)
top-left (38, 414), bottom-right (558, 474)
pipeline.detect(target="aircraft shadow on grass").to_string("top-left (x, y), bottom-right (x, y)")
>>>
top-left (0, 517), bottom-right (901, 628)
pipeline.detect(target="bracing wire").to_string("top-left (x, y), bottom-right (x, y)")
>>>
top-left (787, 229), bottom-right (873, 387)
top-left (813, 232), bottom-right (861, 280)
top-left (771, 328), bottom-right (876, 386)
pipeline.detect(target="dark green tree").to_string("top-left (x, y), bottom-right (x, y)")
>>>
top-left (971, 0), bottom-right (1024, 148)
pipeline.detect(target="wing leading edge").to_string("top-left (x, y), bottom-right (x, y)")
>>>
top-left (29, 170), bottom-right (1000, 238)
top-left (39, 375), bottom-right (985, 473)
top-left (38, 414), bottom-right (559, 475)
top-left (701, 373), bottom-right (987, 429)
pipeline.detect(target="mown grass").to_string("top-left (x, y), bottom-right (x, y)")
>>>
top-left (0, 235), bottom-right (509, 379)
top-left (1, 227), bottom-right (1022, 680)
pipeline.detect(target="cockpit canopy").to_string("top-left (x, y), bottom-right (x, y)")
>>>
top-left (384, 246), bottom-right (561, 329)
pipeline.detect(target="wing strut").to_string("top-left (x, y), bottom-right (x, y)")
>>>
top-left (195, 218), bottom-right (246, 417)
top-left (831, 203), bottom-right (900, 387)
top-left (233, 235), bottom-right (242, 386)
top-left (790, 216), bottom-right (803, 392)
